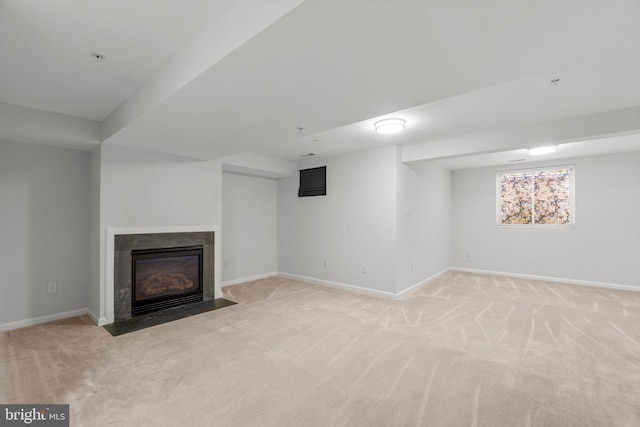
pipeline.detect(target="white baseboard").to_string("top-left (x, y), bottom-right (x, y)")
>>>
top-left (277, 272), bottom-right (403, 299)
top-left (85, 309), bottom-right (112, 326)
top-left (86, 308), bottom-right (99, 325)
top-left (278, 268), bottom-right (451, 299)
top-left (279, 269), bottom-right (451, 300)
top-left (451, 267), bottom-right (640, 292)
top-left (222, 272), bottom-right (278, 288)
top-left (5, 268), bottom-right (632, 333)
top-left (0, 308), bottom-right (90, 332)
top-left (396, 268), bottom-right (452, 298)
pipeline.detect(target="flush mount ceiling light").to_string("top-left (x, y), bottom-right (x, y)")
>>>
top-left (375, 118), bottom-right (406, 134)
top-left (528, 146), bottom-right (557, 156)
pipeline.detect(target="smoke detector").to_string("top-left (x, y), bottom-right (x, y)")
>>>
top-left (90, 52), bottom-right (106, 62)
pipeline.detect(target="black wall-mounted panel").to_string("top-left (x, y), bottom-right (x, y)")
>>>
top-left (298, 166), bottom-right (326, 197)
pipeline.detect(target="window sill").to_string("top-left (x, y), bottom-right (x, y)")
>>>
top-left (496, 224), bottom-right (575, 230)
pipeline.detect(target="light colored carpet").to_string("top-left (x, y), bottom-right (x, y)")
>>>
top-left (2, 271), bottom-right (640, 426)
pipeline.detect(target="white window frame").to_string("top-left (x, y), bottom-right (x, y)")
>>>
top-left (496, 164), bottom-right (575, 228)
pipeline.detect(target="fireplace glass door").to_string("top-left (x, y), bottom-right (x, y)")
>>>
top-left (131, 246), bottom-right (204, 316)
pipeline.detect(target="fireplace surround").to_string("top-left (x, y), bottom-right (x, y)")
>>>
top-left (112, 231), bottom-right (215, 322)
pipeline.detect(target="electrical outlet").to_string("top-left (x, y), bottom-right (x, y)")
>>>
top-left (410, 263), bottom-right (414, 272)
top-left (361, 264), bottom-right (367, 273)
top-left (465, 251), bottom-right (471, 258)
top-left (323, 259), bottom-right (328, 267)
top-left (47, 282), bottom-right (57, 294)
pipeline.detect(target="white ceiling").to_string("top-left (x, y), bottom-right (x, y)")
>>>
top-left (434, 132), bottom-right (640, 170)
top-left (2, 0), bottom-right (640, 169)
top-left (0, 0), bottom-right (236, 120)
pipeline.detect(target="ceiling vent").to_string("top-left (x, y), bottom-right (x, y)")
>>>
top-left (300, 153), bottom-right (316, 157)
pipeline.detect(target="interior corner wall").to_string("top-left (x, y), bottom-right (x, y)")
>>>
top-left (396, 160), bottom-right (453, 293)
top-left (221, 172), bottom-right (277, 284)
top-left (88, 145), bottom-right (101, 320)
top-left (0, 140), bottom-right (90, 327)
top-left (452, 151), bottom-right (640, 288)
top-left (97, 144), bottom-right (223, 320)
top-left (277, 146), bottom-right (398, 294)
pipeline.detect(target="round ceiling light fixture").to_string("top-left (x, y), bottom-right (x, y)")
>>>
top-left (375, 118), bottom-right (406, 135)
top-left (528, 146), bottom-right (557, 156)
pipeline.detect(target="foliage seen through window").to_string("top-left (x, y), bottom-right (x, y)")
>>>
top-left (498, 167), bottom-right (573, 226)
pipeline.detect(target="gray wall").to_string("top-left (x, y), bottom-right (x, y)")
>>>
top-left (222, 172), bottom-right (278, 284)
top-left (277, 146), bottom-right (454, 296)
top-left (277, 146), bottom-right (398, 294)
top-left (0, 140), bottom-right (90, 326)
top-left (396, 161), bottom-right (452, 293)
top-left (88, 146), bottom-right (101, 319)
top-left (452, 152), bottom-right (640, 287)
top-left (3, 137), bottom-right (638, 328)
top-left (99, 145), bottom-right (222, 228)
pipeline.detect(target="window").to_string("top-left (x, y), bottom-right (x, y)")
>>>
top-left (497, 166), bottom-right (574, 226)
top-left (298, 166), bottom-right (326, 197)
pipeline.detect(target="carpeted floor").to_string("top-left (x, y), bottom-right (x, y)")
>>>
top-left (1, 271), bottom-right (640, 426)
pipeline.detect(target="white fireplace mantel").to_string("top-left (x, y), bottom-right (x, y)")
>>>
top-left (101, 225), bottom-right (221, 325)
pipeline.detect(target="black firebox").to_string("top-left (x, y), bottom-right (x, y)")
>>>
top-left (131, 246), bottom-right (204, 316)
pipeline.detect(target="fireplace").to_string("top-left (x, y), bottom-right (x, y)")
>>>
top-left (112, 231), bottom-right (215, 323)
top-left (131, 246), bottom-right (204, 316)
